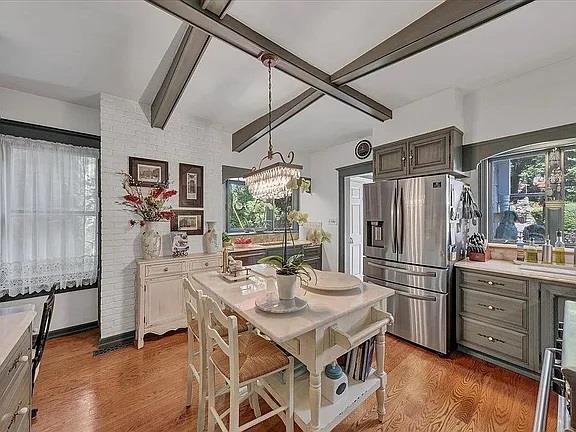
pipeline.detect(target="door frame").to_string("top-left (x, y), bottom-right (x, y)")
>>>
top-left (337, 161), bottom-right (372, 272)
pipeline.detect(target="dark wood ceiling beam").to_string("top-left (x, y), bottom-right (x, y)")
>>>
top-left (146, 0), bottom-right (393, 124)
top-left (232, 88), bottom-right (324, 152)
top-left (330, 0), bottom-right (534, 84)
top-left (230, 0), bottom-right (533, 152)
top-left (150, 0), bottom-right (231, 129)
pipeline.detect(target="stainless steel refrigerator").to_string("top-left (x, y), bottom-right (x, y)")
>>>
top-left (363, 174), bottom-right (464, 354)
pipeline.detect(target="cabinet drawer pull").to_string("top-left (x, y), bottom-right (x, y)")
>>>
top-left (477, 278), bottom-right (503, 287)
top-left (17, 407), bottom-right (29, 416)
top-left (478, 303), bottom-right (504, 312)
top-left (18, 355), bottom-right (29, 363)
top-left (478, 333), bottom-right (504, 344)
top-left (163, 267), bottom-right (169, 272)
top-left (204, 262), bottom-right (209, 267)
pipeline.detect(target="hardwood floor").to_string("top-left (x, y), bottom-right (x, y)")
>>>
top-left (32, 329), bottom-right (557, 432)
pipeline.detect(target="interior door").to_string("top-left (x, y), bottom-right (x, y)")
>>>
top-left (348, 178), bottom-right (367, 278)
top-left (397, 175), bottom-right (449, 268)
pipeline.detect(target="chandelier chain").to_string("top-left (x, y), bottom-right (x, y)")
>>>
top-left (268, 60), bottom-right (272, 155)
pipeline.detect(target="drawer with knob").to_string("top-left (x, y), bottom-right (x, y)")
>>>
top-left (145, 262), bottom-right (184, 278)
top-left (460, 287), bottom-right (527, 330)
top-left (0, 367), bottom-right (31, 432)
top-left (459, 316), bottom-right (528, 365)
top-left (0, 329), bottom-right (31, 403)
top-left (460, 270), bottom-right (528, 298)
top-left (189, 258), bottom-right (220, 272)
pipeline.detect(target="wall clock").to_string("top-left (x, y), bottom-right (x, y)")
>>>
top-left (355, 139), bottom-right (372, 159)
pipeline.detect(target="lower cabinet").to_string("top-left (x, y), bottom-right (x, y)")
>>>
top-left (540, 283), bottom-right (576, 354)
top-left (136, 253), bottom-right (220, 349)
top-left (456, 269), bottom-right (540, 374)
top-left (230, 244), bottom-right (323, 270)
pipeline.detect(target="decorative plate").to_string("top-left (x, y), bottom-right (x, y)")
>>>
top-left (255, 296), bottom-right (308, 314)
top-left (303, 270), bottom-right (362, 291)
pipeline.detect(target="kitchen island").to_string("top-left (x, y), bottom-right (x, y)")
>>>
top-left (191, 270), bottom-right (394, 432)
top-left (455, 259), bottom-right (576, 378)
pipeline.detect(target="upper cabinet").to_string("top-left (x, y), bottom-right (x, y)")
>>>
top-left (373, 127), bottom-right (463, 180)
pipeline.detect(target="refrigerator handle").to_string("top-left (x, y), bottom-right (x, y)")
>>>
top-left (392, 188), bottom-right (398, 253)
top-left (399, 187), bottom-right (405, 255)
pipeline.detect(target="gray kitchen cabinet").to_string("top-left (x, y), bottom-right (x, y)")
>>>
top-left (540, 283), bottom-right (576, 355)
top-left (373, 127), bottom-right (463, 180)
top-left (456, 269), bottom-right (540, 374)
top-left (231, 244), bottom-right (323, 270)
top-left (373, 142), bottom-right (408, 180)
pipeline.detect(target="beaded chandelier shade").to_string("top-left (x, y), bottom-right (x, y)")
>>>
top-left (244, 53), bottom-right (302, 200)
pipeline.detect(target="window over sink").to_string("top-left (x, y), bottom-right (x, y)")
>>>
top-left (225, 178), bottom-right (299, 234)
top-left (486, 144), bottom-right (576, 245)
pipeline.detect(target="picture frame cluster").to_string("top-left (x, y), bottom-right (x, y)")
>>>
top-left (128, 157), bottom-right (205, 237)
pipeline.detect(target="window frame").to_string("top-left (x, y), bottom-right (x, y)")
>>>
top-left (0, 119), bottom-right (101, 300)
top-left (482, 144), bottom-right (576, 246)
top-left (224, 178), bottom-right (300, 235)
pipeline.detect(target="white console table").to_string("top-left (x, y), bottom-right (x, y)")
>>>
top-left (135, 253), bottom-right (220, 349)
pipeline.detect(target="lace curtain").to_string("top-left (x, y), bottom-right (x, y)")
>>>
top-left (0, 134), bottom-right (99, 297)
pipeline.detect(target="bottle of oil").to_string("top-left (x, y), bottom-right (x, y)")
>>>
top-left (553, 230), bottom-right (566, 265)
top-left (542, 236), bottom-right (553, 264)
top-left (525, 237), bottom-right (539, 263)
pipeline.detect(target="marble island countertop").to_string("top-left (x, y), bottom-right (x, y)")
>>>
top-left (455, 259), bottom-right (576, 287)
top-left (0, 308), bottom-right (36, 366)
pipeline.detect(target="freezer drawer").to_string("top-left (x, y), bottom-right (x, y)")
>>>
top-left (363, 257), bottom-right (449, 293)
top-left (365, 276), bottom-right (448, 353)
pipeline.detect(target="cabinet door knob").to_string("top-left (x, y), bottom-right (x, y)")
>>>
top-left (18, 355), bottom-right (29, 363)
top-left (17, 407), bottom-right (29, 416)
top-left (487, 336), bottom-right (494, 342)
top-left (488, 305), bottom-right (495, 311)
top-left (487, 280), bottom-right (494, 285)
top-left (163, 267), bottom-right (169, 272)
top-left (204, 262), bottom-right (209, 267)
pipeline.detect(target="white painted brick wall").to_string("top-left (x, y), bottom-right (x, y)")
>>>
top-left (99, 93), bottom-right (248, 339)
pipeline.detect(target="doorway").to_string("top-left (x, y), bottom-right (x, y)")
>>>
top-left (344, 173), bottom-right (372, 278)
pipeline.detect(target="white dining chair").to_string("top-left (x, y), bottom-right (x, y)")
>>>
top-left (203, 294), bottom-right (295, 432)
top-left (183, 278), bottom-right (250, 431)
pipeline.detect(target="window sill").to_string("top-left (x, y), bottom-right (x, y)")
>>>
top-left (0, 282), bottom-right (98, 302)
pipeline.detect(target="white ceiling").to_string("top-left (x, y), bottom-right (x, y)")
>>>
top-left (0, 0), bottom-right (576, 153)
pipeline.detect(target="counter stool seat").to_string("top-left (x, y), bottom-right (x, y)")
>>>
top-left (212, 331), bottom-right (290, 383)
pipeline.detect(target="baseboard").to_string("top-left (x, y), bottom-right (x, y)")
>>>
top-left (95, 330), bottom-right (135, 356)
top-left (47, 321), bottom-right (99, 340)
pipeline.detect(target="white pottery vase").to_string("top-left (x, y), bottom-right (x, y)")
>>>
top-left (142, 221), bottom-right (170, 259)
top-left (203, 221), bottom-right (219, 254)
top-left (276, 274), bottom-right (299, 300)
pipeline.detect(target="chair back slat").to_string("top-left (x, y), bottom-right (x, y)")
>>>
top-left (32, 285), bottom-right (56, 386)
top-left (183, 278), bottom-right (202, 322)
top-left (203, 296), bottom-right (237, 358)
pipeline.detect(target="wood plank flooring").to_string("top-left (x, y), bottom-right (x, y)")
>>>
top-left (32, 330), bottom-right (557, 432)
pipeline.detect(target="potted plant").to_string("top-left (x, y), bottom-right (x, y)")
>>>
top-left (259, 254), bottom-right (315, 300)
top-left (118, 173), bottom-right (177, 259)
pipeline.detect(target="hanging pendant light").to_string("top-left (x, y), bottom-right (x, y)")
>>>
top-left (244, 53), bottom-right (303, 200)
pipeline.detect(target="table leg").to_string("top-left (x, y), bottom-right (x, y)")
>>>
top-left (309, 370), bottom-right (322, 431)
top-left (375, 328), bottom-right (386, 423)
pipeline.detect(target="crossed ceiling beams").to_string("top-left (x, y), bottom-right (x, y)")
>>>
top-left (147, 0), bottom-right (533, 151)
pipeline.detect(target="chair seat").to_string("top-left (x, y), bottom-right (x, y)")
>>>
top-left (211, 332), bottom-right (289, 384)
top-left (190, 310), bottom-right (249, 337)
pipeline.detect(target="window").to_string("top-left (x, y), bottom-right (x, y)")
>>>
top-left (0, 134), bottom-right (99, 297)
top-left (487, 145), bottom-right (576, 245)
top-left (225, 178), bottom-right (298, 234)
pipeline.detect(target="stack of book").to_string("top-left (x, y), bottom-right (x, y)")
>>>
top-left (338, 336), bottom-right (375, 382)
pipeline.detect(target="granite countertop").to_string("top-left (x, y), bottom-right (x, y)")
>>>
top-left (230, 240), bottom-right (315, 253)
top-left (455, 259), bottom-right (576, 287)
top-left (0, 309), bottom-right (36, 366)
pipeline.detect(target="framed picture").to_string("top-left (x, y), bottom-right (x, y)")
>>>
top-left (129, 157), bottom-right (168, 187)
top-left (179, 163), bottom-right (204, 208)
top-left (171, 209), bottom-right (204, 235)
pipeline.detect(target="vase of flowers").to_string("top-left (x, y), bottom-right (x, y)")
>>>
top-left (118, 173), bottom-right (177, 259)
top-left (259, 254), bottom-right (314, 300)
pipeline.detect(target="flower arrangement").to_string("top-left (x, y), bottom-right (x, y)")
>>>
top-left (287, 210), bottom-right (308, 225)
top-left (118, 173), bottom-right (177, 226)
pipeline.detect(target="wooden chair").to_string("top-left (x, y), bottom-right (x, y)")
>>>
top-left (203, 295), bottom-right (294, 432)
top-left (183, 278), bottom-right (250, 431)
top-left (31, 285), bottom-right (56, 418)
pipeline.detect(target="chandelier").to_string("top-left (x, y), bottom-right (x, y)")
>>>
top-left (244, 53), bottom-right (302, 200)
